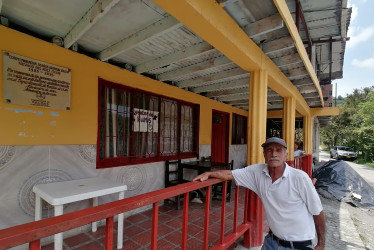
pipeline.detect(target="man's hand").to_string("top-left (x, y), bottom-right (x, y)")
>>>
top-left (193, 170), bottom-right (234, 182)
top-left (193, 172), bottom-right (212, 182)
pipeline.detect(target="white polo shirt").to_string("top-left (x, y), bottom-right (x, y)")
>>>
top-left (232, 163), bottom-right (323, 241)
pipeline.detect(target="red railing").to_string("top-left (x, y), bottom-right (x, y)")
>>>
top-left (0, 179), bottom-right (254, 250)
top-left (287, 154), bottom-right (312, 177)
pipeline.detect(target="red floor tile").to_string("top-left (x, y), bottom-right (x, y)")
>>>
top-left (64, 233), bottom-right (92, 248)
top-left (74, 241), bottom-right (103, 250)
top-left (132, 230), bottom-right (151, 246)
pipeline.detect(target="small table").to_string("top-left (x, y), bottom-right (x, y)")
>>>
top-left (179, 160), bottom-right (230, 202)
top-left (33, 177), bottom-right (127, 250)
top-left (179, 160), bottom-right (229, 177)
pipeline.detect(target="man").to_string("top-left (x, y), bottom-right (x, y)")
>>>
top-left (193, 137), bottom-right (325, 250)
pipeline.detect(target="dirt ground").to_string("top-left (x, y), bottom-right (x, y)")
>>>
top-left (345, 200), bottom-right (374, 249)
top-left (317, 152), bottom-right (374, 249)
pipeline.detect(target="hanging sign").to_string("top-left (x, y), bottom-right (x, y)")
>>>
top-left (133, 108), bottom-right (159, 132)
top-left (3, 51), bottom-right (71, 110)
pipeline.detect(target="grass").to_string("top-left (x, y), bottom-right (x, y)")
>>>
top-left (354, 158), bottom-right (374, 168)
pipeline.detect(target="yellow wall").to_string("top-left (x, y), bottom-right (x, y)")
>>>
top-left (0, 26), bottom-right (247, 145)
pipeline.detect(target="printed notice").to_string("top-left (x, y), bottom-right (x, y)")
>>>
top-left (3, 51), bottom-right (71, 110)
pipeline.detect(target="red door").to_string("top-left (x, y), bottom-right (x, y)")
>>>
top-left (211, 111), bottom-right (229, 163)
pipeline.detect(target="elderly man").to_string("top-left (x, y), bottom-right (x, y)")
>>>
top-left (193, 137), bottom-right (325, 250)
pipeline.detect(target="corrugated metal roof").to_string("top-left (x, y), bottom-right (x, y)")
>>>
top-left (0, 0), bottom-right (351, 115)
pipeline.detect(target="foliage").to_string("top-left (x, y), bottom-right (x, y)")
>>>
top-left (321, 86), bottom-right (374, 162)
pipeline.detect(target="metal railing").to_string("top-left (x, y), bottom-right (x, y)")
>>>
top-left (288, 154), bottom-right (312, 177)
top-left (0, 179), bottom-right (253, 250)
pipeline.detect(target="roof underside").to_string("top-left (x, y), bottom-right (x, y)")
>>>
top-left (0, 0), bottom-right (351, 123)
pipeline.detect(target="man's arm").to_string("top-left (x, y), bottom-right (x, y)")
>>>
top-left (313, 211), bottom-right (326, 250)
top-left (193, 170), bottom-right (234, 182)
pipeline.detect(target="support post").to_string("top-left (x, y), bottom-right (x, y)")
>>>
top-left (245, 70), bottom-right (267, 247)
top-left (303, 114), bottom-right (313, 154)
top-left (282, 96), bottom-right (296, 161)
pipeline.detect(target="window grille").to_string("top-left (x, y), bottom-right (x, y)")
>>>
top-left (97, 79), bottom-right (199, 168)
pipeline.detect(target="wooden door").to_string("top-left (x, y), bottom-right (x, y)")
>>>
top-left (211, 111), bottom-right (229, 163)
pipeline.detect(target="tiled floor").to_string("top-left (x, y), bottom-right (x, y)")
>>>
top-left (41, 189), bottom-right (248, 250)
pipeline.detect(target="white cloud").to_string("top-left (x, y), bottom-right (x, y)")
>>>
top-left (347, 26), bottom-right (374, 48)
top-left (348, 1), bottom-right (358, 23)
top-left (352, 55), bottom-right (374, 69)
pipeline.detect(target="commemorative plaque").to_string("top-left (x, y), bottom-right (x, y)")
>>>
top-left (3, 51), bottom-right (71, 110)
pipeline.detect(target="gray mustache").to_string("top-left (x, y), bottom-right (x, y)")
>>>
top-left (269, 157), bottom-right (280, 161)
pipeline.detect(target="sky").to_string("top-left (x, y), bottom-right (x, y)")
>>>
top-left (335, 0), bottom-right (374, 97)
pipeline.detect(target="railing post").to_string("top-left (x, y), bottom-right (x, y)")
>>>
top-left (204, 186), bottom-right (211, 250)
top-left (247, 190), bottom-right (263, 247)
top-left (151, 202), bottom-right (159, 250)
top-left (29, 240), bottom-right (40, 250)
top-left (181, 192), bottom-right (189, 250)
top-left (219, 181), bottom-right (227, 244)
top-left (305, 154), bottom-right (312, 177)
top-left (105, 216), bottom-right (114, 250)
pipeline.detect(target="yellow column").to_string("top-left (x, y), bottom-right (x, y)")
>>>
top-left (303, 114), bottom-right (313, 153)
top-left (282, 96), bottom-right (296, 160)
top-left (246, 70), bottom-right (267, 247)
top-left (248, 70), bottom-right (268, 164)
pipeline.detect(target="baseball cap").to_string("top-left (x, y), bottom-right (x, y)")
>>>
top-left (261, 137), bottom-right (287, 149)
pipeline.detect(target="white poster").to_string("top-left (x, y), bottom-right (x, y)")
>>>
top-left (133, 108), bottom-right (159, 132)
top-left (3, 51), bottom-right (71, 110)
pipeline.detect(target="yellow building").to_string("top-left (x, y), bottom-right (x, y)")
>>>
top-left (0, 0), bottom-right (349, 246)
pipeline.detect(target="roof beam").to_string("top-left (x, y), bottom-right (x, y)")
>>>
top-left (272, 52), bottom-right (302, 67)
top-left (262, 36), bottom-right (295, 54)
top-left (97, 15), bottom-right (183, 61)
top-left (157, 55), bottom-right (233, 81)
top-left (218, 93), bottom-right (248, 102)
top-left (134, 42), bottom-right (214, 73)
top-left (154, 0), bottom-right (310, 115)
top-left (298, 85), bottom-right (317, 93)
top-left (136, 14), bottom-right (284, 74)
top-left (286, 67), bottom-right (309, 79)
top-left (192, 78), bottom-right (248, 93)
top-left (292, 78), bottom-right (313, 86)
top-left (205, 87), bottom-right (248, 98)
top-left (244, 13), bottom-right (284, 38)
top-left (176, 68), bottom-right (248, 88)
top-left (311, 107), bottom-right (339, 116)
top-left (273, 0), bottom-right (323, 106)
top-left (64, 0), bottom-right (120, 48)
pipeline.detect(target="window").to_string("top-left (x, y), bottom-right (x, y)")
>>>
top-left (231, 113), bottom-right (247, 144)
top-left (97, 79), bottom-right (199, 168)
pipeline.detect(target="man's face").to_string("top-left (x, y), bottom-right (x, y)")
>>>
top-left (263, 143), bottom-right (288, 168)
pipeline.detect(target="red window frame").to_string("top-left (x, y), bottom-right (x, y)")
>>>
top-left (231, 113), bottom-right (247, 145)
top-left (96, 78), bottom-right (199, 168)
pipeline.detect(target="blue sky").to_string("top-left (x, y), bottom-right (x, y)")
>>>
top-left (335, 0), bottom-right (374, 97)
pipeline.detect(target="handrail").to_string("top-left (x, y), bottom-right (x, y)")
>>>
top-left (0, 178), bottom-right (252, 250)
top-left (288, 154), bottom-right (312, 177)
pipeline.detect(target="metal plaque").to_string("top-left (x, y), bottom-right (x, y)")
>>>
top-left (3, 51), bottom-right (71, 110)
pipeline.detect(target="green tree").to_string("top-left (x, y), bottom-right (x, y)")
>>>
top-left (321, 86), bottom-right (374, 161)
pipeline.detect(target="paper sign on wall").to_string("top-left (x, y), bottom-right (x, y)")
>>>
top-left (2, 51), bottom-right (71, 110)
top-left (133, 108), bottom-right (159, 132)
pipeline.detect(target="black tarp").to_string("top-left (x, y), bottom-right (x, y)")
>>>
top-left (313, 160), bottom-right (374, 208)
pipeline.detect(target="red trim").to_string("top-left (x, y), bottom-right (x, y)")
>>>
top-left (0, 180), bottom-right (252, 249)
